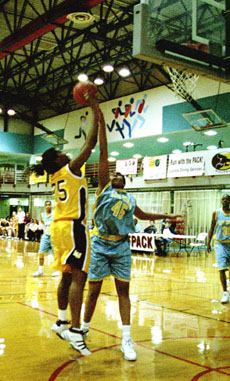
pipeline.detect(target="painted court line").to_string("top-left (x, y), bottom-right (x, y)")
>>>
top-left (17, 301), bottom-right (230, 380)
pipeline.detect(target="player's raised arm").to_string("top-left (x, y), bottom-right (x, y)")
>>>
top-left (69, 96), bottom-right (99, 175)
top-left (97, 108), bottom-right (110, 194)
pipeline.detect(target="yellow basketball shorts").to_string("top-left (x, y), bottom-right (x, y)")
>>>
top-left (50, 219), bottom-right (91, 273)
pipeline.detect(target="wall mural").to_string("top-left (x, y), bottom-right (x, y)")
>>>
top-left (106, 95), bottom-right (148, 139)
top-left (62, 88), bottom-right (161, 151)
top-left (74, 111), bottom-right (88, 141)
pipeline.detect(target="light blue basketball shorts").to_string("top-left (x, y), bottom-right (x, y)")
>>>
top-left (39, 234), bottom-right (53, 254)
top-left (215, 242), bottom-right (230, 269)
top-left (88, 235), bottom-right (132, 282)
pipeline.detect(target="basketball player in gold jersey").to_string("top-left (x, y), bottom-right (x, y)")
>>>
top-left (31, 94), bottom-right (99, 355)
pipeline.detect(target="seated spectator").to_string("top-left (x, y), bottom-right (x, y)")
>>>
top-left (169, 222), bottom-right (177, 235)
top-left (144, 221), bottom-right (166, 256)
top-left (7, 218), bottom-right (16, 238)
top-left (144, 220), bottom-right (157, 234)
top-left (160, 217), bottom-right (169, 234)
top-left (24, 212), bottom-right (32, 225)
top-left (24, 213), bottom-right (32, 239)
top-left (162, 219), bottom-right (177, 253)
top-left (0, 218), bottom-right (10, 237)
top-left (163, 220), bottom-right (177, 236)
top-left (27, 219), bottom-right (39, 241)
top-left (134, 218), bottom-right (142, 233)
top-left (35, 220), bottom-right (43, 242)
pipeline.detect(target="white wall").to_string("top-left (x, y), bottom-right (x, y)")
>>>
top-left (8, 118), bottom-right (32, 134)
top-left (39, 77), bottom-right (230, 151)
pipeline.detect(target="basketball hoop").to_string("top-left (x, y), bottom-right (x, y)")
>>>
top-left (41, 133), bottom-right (68, 146)
top-left (166, 67), bottom-right (199, 102)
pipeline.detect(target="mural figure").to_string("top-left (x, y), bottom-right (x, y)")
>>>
top-left (106, 94), bottom-right (148, 139)
top-left (75, 112), bottom-right (88, 140)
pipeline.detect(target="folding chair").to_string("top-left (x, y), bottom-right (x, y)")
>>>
top-left (188, 232), bottom-right (208, 256)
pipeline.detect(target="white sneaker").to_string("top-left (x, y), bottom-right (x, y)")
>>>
top-left (33, 269), bottom-right (44, 277)
top-left (82, 328), bottom-right (89, 340)
top-left (59, 328), bottom-right (91, 355)
top-left (51, 320), bottom-right (69, 334)
top-left (121, 338), bottom-right (137, 361)
top-left (51, 271), bottom-right (60, 277)
top-left (221, 291), bottom-right (229, 304)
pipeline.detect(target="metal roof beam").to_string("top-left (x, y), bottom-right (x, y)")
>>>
top-left (0, 0), bottom-right (104, 59)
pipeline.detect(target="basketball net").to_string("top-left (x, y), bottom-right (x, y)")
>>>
top-left (166, 67), bottom-right (199, 102)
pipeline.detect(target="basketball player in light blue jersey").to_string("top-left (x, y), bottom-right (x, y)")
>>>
top-left (207, 194), bottom-right (230, 303)
top-left (82, 108), bottom-right (181, 361)
top-left (33, 200), bottom-right (59, 277)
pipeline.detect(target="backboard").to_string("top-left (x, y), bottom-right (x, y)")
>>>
top-left (182, 108), bottom-right (227, 131)
top-left (41, 133), bottom-right (69, 146)
top-left (133, 0), bottom-right (229, 83)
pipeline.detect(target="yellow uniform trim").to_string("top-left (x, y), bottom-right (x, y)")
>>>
top-left (215, 240), bottom-right (230, 243)
top-left (93, 226), bottom-right (127, 242)
top-left (88, 274), bottom-right (130, 282)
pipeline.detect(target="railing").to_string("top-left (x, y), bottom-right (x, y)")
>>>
top-left (0, 159), bottom-right (144, 186)
top-left (0, 170), bottom-right (30, 185)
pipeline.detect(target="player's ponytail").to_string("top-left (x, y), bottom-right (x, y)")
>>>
top-left (29, 148), bottom-right (59, 175)
top-left (30, 163), bottom-right (46, 176)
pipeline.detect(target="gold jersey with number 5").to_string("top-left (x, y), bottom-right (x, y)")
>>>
top-left (50, 164), bottom-right (88, 222)
top-left (49, 164), bottom-right (90, 273)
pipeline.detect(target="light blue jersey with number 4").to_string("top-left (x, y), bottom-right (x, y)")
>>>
top-left (93, 183), bottom-right (136, 239)
top-left (215, 208), bottom-right (230, 242)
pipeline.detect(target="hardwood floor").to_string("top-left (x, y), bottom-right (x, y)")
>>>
top-left (0, 237), bottom-right (230, 380)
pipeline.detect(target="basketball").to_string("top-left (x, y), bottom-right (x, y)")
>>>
top-left (73, 81), bottom-right (97, 106)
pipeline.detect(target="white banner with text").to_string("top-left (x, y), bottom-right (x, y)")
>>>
top-left (168, 152), bottom-right (205, 178)
top-left (143, 155), bottom-right (167, 180)
top-left (116, 158), bottom-right (138, 175)
top-left (129, 233), bottom-right (155, 252)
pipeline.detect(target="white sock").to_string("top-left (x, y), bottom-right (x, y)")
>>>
top-left (122, 325), bottom-right (131, 340)
top-left (58, 309), bottom-right (67, 321)
top-left (81, 321), bottom-right (90, 330)
top-left (39, 266), bottom-right (43, 272)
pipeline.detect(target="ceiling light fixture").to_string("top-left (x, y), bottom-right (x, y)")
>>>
top-left (207, 145), bottom-right (217, 150)
top-left (183, 141), bottom-right (192, 146)
top-left (103, 64), bottom-right (114, 73)
top-left (157, 137), bottom-right (169, 143)
top-left (133, 154), bottom-right (142, 159)
top-left (77, 73), bottom-right (88, 82)
top-left (7, 109), bottom-right (16, 116)
top-left (172, 149), bottom-right (182, 154)
top-left (108, 157), bottom-right (116, 162)
top-left (66, 12), bottom-right (95, 29)
top-left (110, 151), bottom-right (119, 156)
top-left (204, 130), bottom-right (217, 136)
top-left (119, 68), bottom-right (130, 77)
top-left (94, 78), bottom-right (104, 85)
top-left (123, 142), bottom-right (134, 148)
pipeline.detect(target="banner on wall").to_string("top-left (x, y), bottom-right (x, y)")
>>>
top-left (116, 158), bottom-right (138, 175)
top-left (143, 155), bottom-right (167, 179)
top-left (205, 148), bottom-right (230, 176)
top-left (168, 152), bottom-right (205, 178)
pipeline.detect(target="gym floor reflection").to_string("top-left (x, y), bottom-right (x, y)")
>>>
top-left (0, 238), bottom-right (230, 380)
